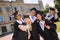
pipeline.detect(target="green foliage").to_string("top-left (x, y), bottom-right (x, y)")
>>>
top-left (43, 7), bottom-right (50, 14)
top-left (55, 0), bottom-right (60, 12)
top-left (57, 0), bottom-right (60, 3)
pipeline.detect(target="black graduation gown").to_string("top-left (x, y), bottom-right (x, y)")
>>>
top-left (12, 21), bottom-right (28, 40)
top-left (44, 14), bottom-right (58, 23)
top-left (31, 20), bottom-right (40, 40)
top-left (37, 19), bottom-right (59, 40)
top-left (44, 14), bottom-right (58, 30)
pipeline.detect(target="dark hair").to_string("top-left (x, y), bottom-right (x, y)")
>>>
top-left (37, 11), bottom-right (44, 20)
top-left (37, 11), bottom-right (43, 16)
top-left (23, 15), bottom-right (29, 19)
top-left (30, 8), bottom-right (38, 15)
top-left (49, 7), bottom-right (55, 11)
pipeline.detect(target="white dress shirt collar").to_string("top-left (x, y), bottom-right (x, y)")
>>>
top-left (29, 15), bottom-right (36, 23)
top-left (16, 19), bottom-right (24, 24)
top-left (45, 13), bottom-right (54, 20)
top-left (39, 20), bottom-right (45, 31)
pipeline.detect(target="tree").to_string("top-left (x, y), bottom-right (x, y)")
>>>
top-left (55, 0), bottom-right (60, 12)
top-left (43, 4), bottom-right (50, 14)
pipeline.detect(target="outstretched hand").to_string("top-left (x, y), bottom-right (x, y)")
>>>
top-left (18, 25), bottom-right (27, 31)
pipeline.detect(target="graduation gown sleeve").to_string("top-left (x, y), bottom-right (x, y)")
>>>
top-left (45, 19), bottom-right (59, 40)
top-left (12, 21), bottom-right (28, 40)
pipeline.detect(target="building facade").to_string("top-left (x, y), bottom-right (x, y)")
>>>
top-left (0, 0), bottom-right (44, 36)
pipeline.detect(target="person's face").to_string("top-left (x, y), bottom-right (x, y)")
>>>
top-left (30, 10), bottom-right (36, 16)
top-left (24, 18), bottom-right (30, 24)
top-left (15, 14), bottom-right (22, 20)
top-left (49, 10), bottom-right (55, 15)
top-left (37, 14), bottom-right (42, 21)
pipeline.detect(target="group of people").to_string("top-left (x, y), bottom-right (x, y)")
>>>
top-left (12, 7), bottom-right (59, 40)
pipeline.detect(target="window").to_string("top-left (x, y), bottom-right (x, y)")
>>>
top-left (8, 15), bottom-right (12, 21)
top-left (1, 26), bottom-right (7, 34)
top-left (35, 6), bottom-right (40, 10)
top-left (6, 6), bottom-right (10, 12)
top-left (0, 7), bottom-right (2, 12)
top-left (11, 24), bottom-right (14, 30)
top-left (14, 6), bottom-right (17, 11)
top-left (27, 7), bottom-right (30, 12)
top-left (0, 16), bottom-right (4, 23)
top-left (20, 6), bottom-right (24, 11)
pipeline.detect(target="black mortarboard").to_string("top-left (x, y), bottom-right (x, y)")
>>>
top-left (30, 8), bottom-right (38, 16)
top-left (30, 8), bottom-right (38, 12)
top-left (23, 15), bottom-right (29, 19)
top-left (13, 11), bottom-right (18, 16)
top-left (37, 11), bottom-right (43, 16)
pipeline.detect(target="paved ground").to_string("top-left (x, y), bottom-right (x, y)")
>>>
top-left (0, 32), bottom-right (60, 40)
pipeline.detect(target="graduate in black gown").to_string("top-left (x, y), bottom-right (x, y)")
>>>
top-left (44, 7), bottom-right (58, 23)
top-left (36, 11), bottom-right (59, 40)
top-left (23, 15), bottom-right (32, 40)
top-left (12, 11), bottom-right (28, 40)
top-left (29, 8), bottom-right (40, 40)
top-left (44, 7), bottom-right (58, 30)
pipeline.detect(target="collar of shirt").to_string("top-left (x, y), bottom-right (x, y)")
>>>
top-left (24, 24), bottom-right (30, 29)
top-left (16, 20), bottom-right (23, 24)
top-left (29, 15), bottom-right (36, 23)
top-left (39, 20), bottom-right (45, 31)
top-left (45, 13), bottom-right (54, 20)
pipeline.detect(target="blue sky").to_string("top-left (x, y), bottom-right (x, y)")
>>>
top-left (5, 0), bottom-right (55, 8)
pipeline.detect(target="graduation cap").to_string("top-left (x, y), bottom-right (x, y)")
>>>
top-left (37, 11), bottom-right (43, 16)
top-left (23, 15), bottom-right (29, 19)
top-left (12, 11), bottom-right (22, 17)
top-left (30, 8), bottom-right (37, 11)
top-left (30, 8), bottom-right (38, 12)
top-left (12, 11), bottom-right (18, 16)
top-left (30, 8), bottom-right (38, 16)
